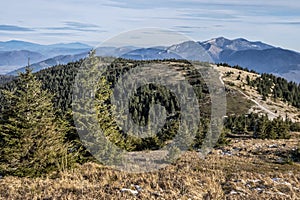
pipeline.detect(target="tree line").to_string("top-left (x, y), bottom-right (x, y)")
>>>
top-left (0, 56), bottom-right (299, 177)
top-left (216, 62), bottom-right (300, 109)
top-left (248, 73), bottom-right (300, 108)
top-left (223, 113), bottom-right (291, 139)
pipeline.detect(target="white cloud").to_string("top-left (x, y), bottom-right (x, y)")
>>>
top-left (0, 0), bottom-right (300, 51)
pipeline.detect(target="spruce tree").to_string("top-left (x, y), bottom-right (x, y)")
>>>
top-left (0, 68), bottom-right (73, 177)
top-left (254, 115), bottom-right (268, 139)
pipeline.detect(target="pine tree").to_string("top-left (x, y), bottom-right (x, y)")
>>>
top-left (0, 68), bottom-right (74, 177)
top-left (94, 76), bottom-right (126, 149)
top-left (254, 115), bottom-right (268, 139)
top-left (266, 121), bottom-right (276, 139)
top-left (72, 51), bottom-right (132, 166)
top-left (275, 117), bottom-right (290, 139)
top-left (246, 75), bottom-right (250, 85)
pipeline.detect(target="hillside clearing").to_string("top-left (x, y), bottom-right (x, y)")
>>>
top-left (217, 65), bottom-right (300, 122)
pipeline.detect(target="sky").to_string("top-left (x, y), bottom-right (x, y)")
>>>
top-left (1, 0), bottom-right (300, 51)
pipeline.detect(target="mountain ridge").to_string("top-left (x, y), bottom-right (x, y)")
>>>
top-left (0, 40), bottom-right (92, 51)
top-left (2, 37), bottom-right (300, 83)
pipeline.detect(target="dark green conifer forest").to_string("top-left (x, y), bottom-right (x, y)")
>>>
top-left (0, 58), bottom-right (299, 177)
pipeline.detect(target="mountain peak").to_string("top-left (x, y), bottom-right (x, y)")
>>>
top-left (4, 40), bottom-right (39, 45)
top-left (233, 38), bottom-right (248, 42)
top-left (202, 37), bottom-right (273, 52)
top-left (204, 36), bottom-right (229, 43)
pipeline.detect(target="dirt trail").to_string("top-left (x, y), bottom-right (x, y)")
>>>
top-left (238, 90), bottom-right (278, 119)
top-left (218, 72), bottom-right (277, 120)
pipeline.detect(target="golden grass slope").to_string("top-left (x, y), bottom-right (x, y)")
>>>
top-left (216, 65), bottom-right (300, 122)
top-left (0, 137), bottom-right (300, 200)
top-left (0, 64), bottom-right (299, 200)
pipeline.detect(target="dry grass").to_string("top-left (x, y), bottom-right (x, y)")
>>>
top-left (0, 156), bottom-right (225, 199)
top-left (0, 138), bottom-right (299, 200)
top-left (0, 64), bottom-right (299, 199)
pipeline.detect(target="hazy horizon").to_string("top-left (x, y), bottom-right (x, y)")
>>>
top-left (0, 36), bottom-right (294, 53)
top-left (1, 0), bottom-right (300, 51)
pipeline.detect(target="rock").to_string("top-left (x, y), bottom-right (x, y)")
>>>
top-left (248, 179), bottom-right (261, 183)
top-left (271, 177), bottom-right (281, 182)
top-left (133, 184), bottom-right (142, 191)
top-left (230, 190), bottom-right (238, 195)
top-left (268, 144), bottom-right (278, 148)
top-left (120, 188), bottom-right (139, 195)
top-left (221, 150), bottom-right (233, 156)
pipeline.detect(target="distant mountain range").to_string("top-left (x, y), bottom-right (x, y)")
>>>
top-left (200, 37), bottom-right (300, 82)
top-left (1, 38), bottom-right (299, 83)
top-left (7, 52), bottom-right (89, 75)
top-left (0, 40), bottom-right (92, 74)
top-left (0, 40), bottom-right (91, 53)
top-left (0, 50), bottom-right (44, 67)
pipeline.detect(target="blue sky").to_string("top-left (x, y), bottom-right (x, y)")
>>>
top-left (1, 0), bottom-right (300, 51)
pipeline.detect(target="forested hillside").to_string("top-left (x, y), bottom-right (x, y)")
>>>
top-left (0, 57), bottom-right (299, 177)
top-left (217, 62), bottom-right (300, 108)
top-left (249, 73), bottom-right (300, 108)
top-left (0, 57), bottom-right (300, 199)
